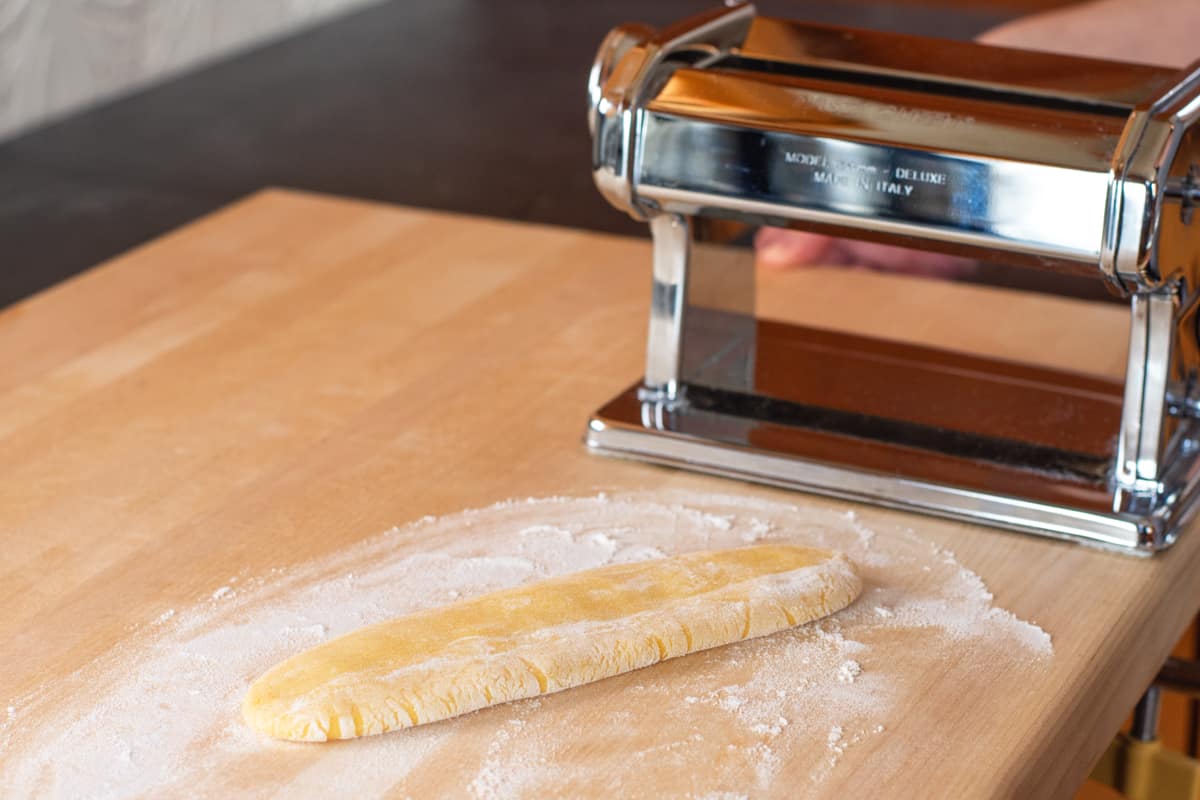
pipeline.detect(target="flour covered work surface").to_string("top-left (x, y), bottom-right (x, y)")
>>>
top-left (245, 545), bottom-right (861, 741)
top-left (1, 491), bottom-right (1052, 797)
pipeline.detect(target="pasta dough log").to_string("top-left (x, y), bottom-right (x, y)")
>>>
top-left (243, 544), bottom-right (861, 741)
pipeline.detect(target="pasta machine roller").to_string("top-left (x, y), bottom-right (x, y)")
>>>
top-left (584, 3), bottom-right (1200, 552)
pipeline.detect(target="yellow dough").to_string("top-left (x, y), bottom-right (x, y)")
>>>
top-left (243, 544), bottom-right (861, 741)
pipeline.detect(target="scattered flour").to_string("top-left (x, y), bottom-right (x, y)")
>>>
top-left (836, 661), bottom-right (862, 685)
top-left (0, 491), bottom-right (1052, 798)
top-left (741, 517), bottom-right (774, 544)
top-left (701, 513), bottom-right (735, 531)
top-left (717, 691), bottom-right (747, 712)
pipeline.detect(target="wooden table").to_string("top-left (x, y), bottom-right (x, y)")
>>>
top-left (3, 189), bottom-right (1199, 798)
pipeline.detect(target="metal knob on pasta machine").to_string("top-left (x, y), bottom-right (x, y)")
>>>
top-left (583, 3), bottom-right (1200, 552)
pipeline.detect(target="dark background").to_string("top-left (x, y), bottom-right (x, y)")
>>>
top-left (0, 1), bottom-right (1056, 309)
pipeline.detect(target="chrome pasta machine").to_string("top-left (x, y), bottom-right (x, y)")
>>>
top-left (583, 4), bottom-right (1200, 552)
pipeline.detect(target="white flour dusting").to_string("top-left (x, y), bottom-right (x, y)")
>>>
top-left (835, 660), bottom-right (862, 684)
top-left (0, 491), bottom-right (1051, 798)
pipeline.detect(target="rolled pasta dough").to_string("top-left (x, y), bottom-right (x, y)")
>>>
top-left (243, 544), bottom-right (861, 741)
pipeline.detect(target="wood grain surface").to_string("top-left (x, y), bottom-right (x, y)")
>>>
top-left (3, 189), bottom-right (1199, 798)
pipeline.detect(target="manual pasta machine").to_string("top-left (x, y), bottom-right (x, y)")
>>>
top-left (583, 4), bottom-right (1200, 552)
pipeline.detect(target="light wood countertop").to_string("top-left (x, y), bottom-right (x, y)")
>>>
top-left (3, 189), bottom-right (1198, 798)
